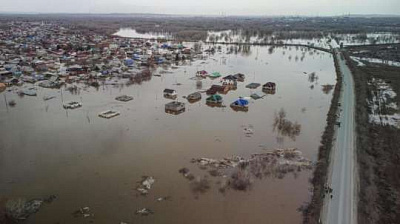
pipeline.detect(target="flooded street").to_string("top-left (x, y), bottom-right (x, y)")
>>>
top-left (0, 45), bottom-right (336, 224)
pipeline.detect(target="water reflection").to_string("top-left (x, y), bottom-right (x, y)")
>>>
top-left (273, 108), bottom-right (302, 142)
top-left (196, 80), bottom-right (202, 90)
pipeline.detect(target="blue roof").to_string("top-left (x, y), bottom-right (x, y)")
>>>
top-left (232, 98), bottom-right (249, 106)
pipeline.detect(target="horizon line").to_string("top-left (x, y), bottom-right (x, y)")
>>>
top-left (0, 12), bottom-right (400, 18)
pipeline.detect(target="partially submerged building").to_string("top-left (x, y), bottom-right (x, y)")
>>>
top-left (63, 101), bottom-right (82, 109)
top-left (206, 94), bottom-right (223, 104)
top-left (187, 92), bottom-right (201, 102)
top-left (230, 98), bottom-right (249, 112)
top-left (99, 110), bottom-right (120, 119)
top-left (262, 82), bottom-right (276, 94)
top-left (165, 101), bottom-right (185, 115)
top-left (246, 83), bottom-right (261, 89)
top-left (163, 89), bottom-right (177, 99)
top-left (206, 85), bottom-right (229, 95)
top-left (115, 95), bottom-right (134, 102)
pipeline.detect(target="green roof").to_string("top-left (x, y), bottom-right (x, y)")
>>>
top-left (206, 94), bottom-right (222, 102)
top-left (210, 72), bottom-right (221, 77)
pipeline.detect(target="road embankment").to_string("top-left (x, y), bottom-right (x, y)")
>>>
top-left (343, 52), bottom-right (400, 224)
top-left (302, 50), bottom-right (343, 224)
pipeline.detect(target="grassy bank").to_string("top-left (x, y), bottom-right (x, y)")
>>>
top-left (343, 52), bottom-right (400, 223)
top-left (302, 51), bottom-right (343, 224)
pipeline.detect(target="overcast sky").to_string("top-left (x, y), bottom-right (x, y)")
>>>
top-left (1, 0), bottom-right (400, 16)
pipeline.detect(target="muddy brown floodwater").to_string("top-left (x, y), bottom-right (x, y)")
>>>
top-left (0, 44), bottom-right (335, 224)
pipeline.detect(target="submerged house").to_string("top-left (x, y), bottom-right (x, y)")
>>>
top-left (250, 93), bottom-right (263, 100)
top-left (186, 92), bottom-right (202, 102)
top-left (196, 70), bottom-right (208, 78)
top-left (63, 101), bottom-right (82, 109)
top-left (221, 75), bottom-right (237, 86)
top-left (0, 70), bottom-right (12, 79)
top-left (115, 95), bottom-right (134, 102)
top-left (209, 72), bottom-right (221, 79)
top-left (99, 110), bottom-right (120, 119)
top-left (20, 87), bottom-right (37, 96)
top-left (262, 82), bottom-right (276, 94)
top-left (4, 77), bottom-right (21, 86)
top-left (206, 85), bottom-right (229, 95)
top-left (163, 89), bottom-right (177, 98)
top-left (233, 73), bottom-right (245, 82)
top-left (245, 83), bottom-right (261, 89)
top-left (165, 101), bottom-right (185, 114)
top-left (206, 94), bottom-right (223, 104)
top-left (230, 98), bottom-right (249, 111)
top-left (67, 65), bottom-right (85, 75)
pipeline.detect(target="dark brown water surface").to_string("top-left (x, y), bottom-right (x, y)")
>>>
top-left (0, 45), bottom-right (335, 224)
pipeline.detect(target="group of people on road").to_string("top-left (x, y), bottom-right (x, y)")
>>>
top-left (323, 184), bottom-right (334, 199)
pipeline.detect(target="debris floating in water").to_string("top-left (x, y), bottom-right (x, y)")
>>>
top-left (72, 206), bottom-right (94, 218)
top-left (156, 196), bottom-right (171, 202)
top-left (136, 176), bottom-right (155, 195)
top-left (135, 208), bottom-right (154, 216)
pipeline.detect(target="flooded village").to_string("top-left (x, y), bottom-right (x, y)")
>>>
top-left (0, 13), bottom-right (399, 224)
top-left (0, 19), bottom-right (338, 223)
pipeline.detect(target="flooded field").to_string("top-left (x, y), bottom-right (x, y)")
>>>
top-left (0, 45), bottom-right (336, 224)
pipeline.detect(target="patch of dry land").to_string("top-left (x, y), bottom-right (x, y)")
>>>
top-left (345, 46), bottom-right (400, 224)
